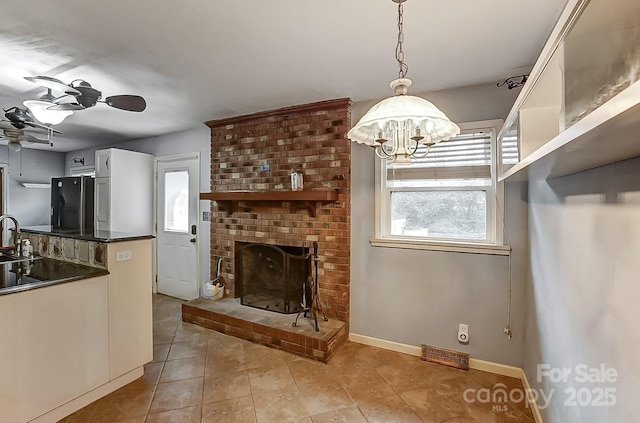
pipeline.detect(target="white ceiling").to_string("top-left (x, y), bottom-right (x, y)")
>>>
top-left (0, 0), bottom-right (567, 152)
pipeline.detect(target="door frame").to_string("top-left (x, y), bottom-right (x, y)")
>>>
top-left (153, 153), bottom-right (201, 294)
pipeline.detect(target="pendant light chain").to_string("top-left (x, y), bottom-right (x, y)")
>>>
top-left (395, 1), bottom-right (408, 78)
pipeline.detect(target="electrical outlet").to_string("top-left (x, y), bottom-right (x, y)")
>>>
top-left (115, 251), bottom-right (132, 262)
top-left (260, 163), bottom-right (270, 172)
top-left (202, 211), bottom-right (211, 221)
top-left (458, 323), bottom-right (469, 343)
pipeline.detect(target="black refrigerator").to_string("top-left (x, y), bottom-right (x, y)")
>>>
top-left (51, 176), bottom-right (95, 232)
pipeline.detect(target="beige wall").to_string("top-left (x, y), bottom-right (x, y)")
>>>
top-left (350, 82), bottom-right (529, 366)
top-left (525, 157), bottom-right (640, 422)
top-left (1, 147), bottom-right (66, 226)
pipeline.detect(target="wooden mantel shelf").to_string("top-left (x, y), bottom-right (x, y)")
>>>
top-left (199, 190), bottom-right (339, 217)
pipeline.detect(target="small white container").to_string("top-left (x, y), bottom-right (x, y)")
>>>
top-left (201, 282), bottom-right (224, 300)
top-left (290, 172), bottom-right (304, 191)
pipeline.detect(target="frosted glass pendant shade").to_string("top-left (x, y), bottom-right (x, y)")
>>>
top-left (348, 78), bottom-right (460, 149)
top-left (23, 100), bottom-right (72, 125)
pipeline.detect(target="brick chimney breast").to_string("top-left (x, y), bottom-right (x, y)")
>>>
top-left (206, 98), bottom-right (352, 323)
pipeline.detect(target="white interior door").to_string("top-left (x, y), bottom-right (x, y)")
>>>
top-left (156, 155), bottom-right (200, 300)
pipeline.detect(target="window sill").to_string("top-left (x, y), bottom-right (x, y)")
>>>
top-left (369, 237), bottom-right (511, 256)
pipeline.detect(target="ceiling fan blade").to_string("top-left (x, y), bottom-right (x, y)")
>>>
top-left (21, 134), bottom-right (49, 144)
top-left (48, 103), bottom-right (86, 111)
top-left (24, 76), bottom-right (81, 95)
top-left (104, 95), bottom-right (146, 112)
top-left (23, 121), bottom-right (63, 134)
top-left (53, 94), bottom-right (75, 104)
top-left (0, 120), bottom-right (16, 130)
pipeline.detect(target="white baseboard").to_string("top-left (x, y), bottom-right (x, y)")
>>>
top-left (30, 367), bottom-right (144, 423)
top-left (468, 358), bottom-right (522, 379)
top-left (521, 368), bottom-right (544, 423)
top-left (349, 333), bottom-right (423, 357)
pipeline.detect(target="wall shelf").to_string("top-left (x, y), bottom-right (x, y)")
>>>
top-left (497, 0), bottom-right (640, 182)
top-left (20, 182), bottom-right (51, 189)
top-left (199, 190), bottom-right (339, 217)
top-left (500, 80), bottom-right (640, 182)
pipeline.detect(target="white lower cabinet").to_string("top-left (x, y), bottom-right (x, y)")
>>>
top-left (0, 238), bottom-right (153, 423)
top-left (107, 239), bottom-right (153, 379)
top-left (0, 276), bottom-right (110, 423)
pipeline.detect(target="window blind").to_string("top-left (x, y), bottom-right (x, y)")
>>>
top-left (500, 127), bottom-right (519, 165)
top-left (387, 131), bottom-right (493, 180)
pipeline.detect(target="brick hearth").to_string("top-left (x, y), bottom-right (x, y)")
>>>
top-left (182, 298), bottom-right (349, 363)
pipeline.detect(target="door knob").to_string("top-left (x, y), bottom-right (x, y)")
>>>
top-left (190, 238), bottom-right (196, 244)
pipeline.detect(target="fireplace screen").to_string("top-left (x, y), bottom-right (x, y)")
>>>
top-left (236, 242), bottom-right (311, 314)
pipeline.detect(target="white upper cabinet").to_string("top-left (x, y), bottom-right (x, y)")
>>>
top-left (94, 148), bottom-right (154, 234)
top-left (498, 0), bottom-right (640, 181)
top-left (95, 149), bottom-right (112, 178)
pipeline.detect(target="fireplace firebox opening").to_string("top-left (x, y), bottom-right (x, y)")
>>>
top-left (235, 242), bottom-right (311, 314)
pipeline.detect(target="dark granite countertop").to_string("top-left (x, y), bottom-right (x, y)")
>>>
top-left (0, 256), bottom-right (109, 296)
top-left (22, 226), bottom-right (154, 243)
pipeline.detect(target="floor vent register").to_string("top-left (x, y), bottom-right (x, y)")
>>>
top-left (421, 344), bottom-right (470, 370)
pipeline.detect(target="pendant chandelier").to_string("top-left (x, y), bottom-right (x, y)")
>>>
top-left (347, 0), bottom-right (460, 165)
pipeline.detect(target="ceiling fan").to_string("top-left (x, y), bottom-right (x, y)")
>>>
top-left (25, 76), bottom-right (147, 112)
top-left (0, 107), bottom-right (60, 150)
top-left (0, 128), bottom-right (52, 151)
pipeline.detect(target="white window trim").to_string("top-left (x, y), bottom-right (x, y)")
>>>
top-left (372, 119), bottom-right (509, 255)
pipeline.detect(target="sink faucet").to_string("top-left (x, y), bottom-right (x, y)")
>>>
top-left (0, 214), bottom-right (21, 257)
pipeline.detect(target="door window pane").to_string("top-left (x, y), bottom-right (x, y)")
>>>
top-left (390, 190), bottom-right (487, 240)
top-left (164, 171), bottom-right (189, 232)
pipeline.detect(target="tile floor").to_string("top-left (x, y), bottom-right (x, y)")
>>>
top-left (60, 294), bottom-right (534, 422)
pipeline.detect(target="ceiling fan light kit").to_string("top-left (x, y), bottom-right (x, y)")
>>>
top-left (347, 0), bottom-right (460, 165)
top-left (7, 139), bottom-right (21, 152)
top-left (23, 99), bottom-right (73, 125)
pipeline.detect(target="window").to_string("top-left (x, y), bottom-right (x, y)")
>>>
top-left (164, 170), bottom-right (189, 233)
top-left (374, 120), bottom-right (508, 253)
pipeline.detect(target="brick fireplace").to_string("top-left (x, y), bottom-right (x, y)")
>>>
top-left (203, 98), bottom-right (351, 324)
